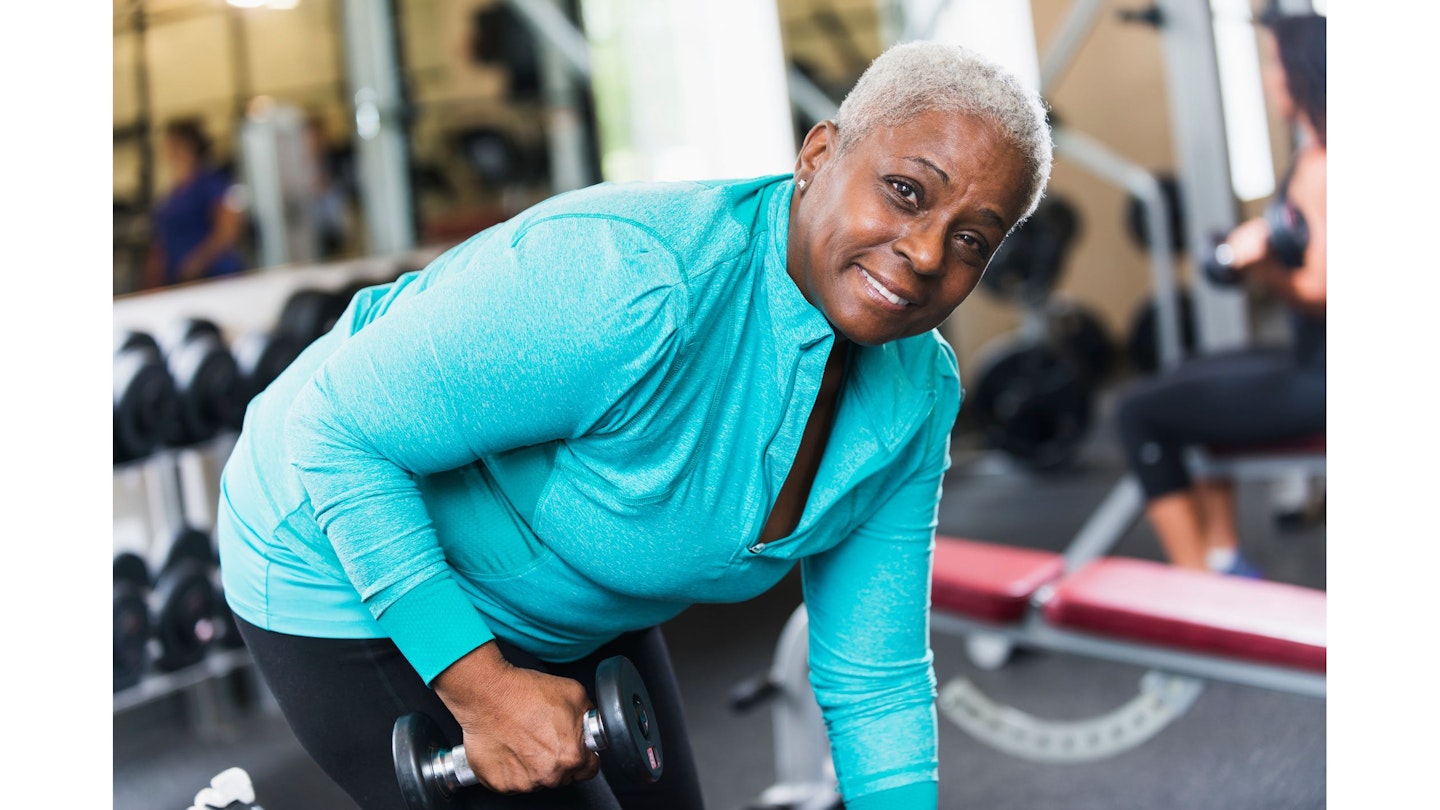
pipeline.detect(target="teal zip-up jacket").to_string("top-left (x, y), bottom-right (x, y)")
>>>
top-left (218, 174), bottom-right (960, 807)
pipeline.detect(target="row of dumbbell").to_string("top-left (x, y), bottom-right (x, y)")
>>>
top-left (113, 284), bottom-right (366, 466)
top-left (113, 527), bottom-right (244, 693)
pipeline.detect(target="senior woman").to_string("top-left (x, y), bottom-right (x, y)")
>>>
top-left (217, 40), bottom-right (1051, 810)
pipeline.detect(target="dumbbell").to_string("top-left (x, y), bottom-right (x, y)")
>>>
top-left (1201, 197), bottom-right (1310, 287)
top-left (392, 655), bottom-right (664, 810)
top-left (114, 330), bottom-right (179, 465)
top-left (113, 552), bottom-right (154, 692)
top-left (113, 529), bottom-right (225, 676)
top-left (161, 318), bottom-right (246, 447)
top-left (231, 329), bottom-right (305, 418)
top-left (968, 337), bottom-right (1093, 472)
top-left (276, 287), bottom-right (351, 349)
top-left (154, 528), bottom-right (228, 670)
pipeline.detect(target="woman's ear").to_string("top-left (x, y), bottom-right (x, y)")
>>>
top-left (794, 120), bottom-right (838, 181)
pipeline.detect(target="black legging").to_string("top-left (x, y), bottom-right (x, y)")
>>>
top-left (235, 618), bottom-right (706, 810)
top-left (1114, 347), bottom-right (1325, 499)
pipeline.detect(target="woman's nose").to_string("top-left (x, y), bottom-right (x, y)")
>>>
top-left (894, 219), bottom-right (946, 275)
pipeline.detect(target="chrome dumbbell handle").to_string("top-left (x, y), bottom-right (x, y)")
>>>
top-left (436, 744), bottom-right (479, 792)
top-left (583, 708), bottom-right (608, 752)
top-left (435, 708), bottom-right (604, 792)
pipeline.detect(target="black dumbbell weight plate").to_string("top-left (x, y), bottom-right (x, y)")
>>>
top-left (980, 196), bottom-right (1081, 307)
top-left (277, 288), bottom-right (351, 347)
top-left (151, 558), bottom-right (220, 672)
top-left (1044, 298), bottom-right (1117, 386)
top-left (114, 343), bottom-right (178, 464)
top-left (971, 340), bottom-right (1092, 472)
top-left (114, 552), bottom-right (153, 692)
top-left (114, 580), bottom-right (152, 692)
top-left (232, 331), bottom-right (304, 411)
top-left (1126, 290), bottom-right (1197, 375)
top-left (165, 332), bottom-right (243, 447)
top-left (114, 553), bottom-right (154, 693)
top-left (594, 656), bottom-right (663, 784)
top-left (392, 712), bottom-right (454, 810)
top-left (1126, 172), bottom-right (1187, 254)
top-left (165, 527), bottom-right (219, 571)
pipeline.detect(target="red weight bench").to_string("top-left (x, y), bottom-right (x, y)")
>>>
top-left (928, 535), bottom-right (1326, 696)
top-left (735, 534), bottom-right (1326, 804)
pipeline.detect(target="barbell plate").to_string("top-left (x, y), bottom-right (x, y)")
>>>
top-left (595, 655), bottom-right (664, 784)
top-left (970, 340), bottom-right (1093, 472)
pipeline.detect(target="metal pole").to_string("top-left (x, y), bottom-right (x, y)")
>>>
top-left (506, 0), bottom-right (592, 79)
top-left (1153, 0), bottom-right (1248, 352)
top-left (340, 0), bottom-right (416, 256)
top-left (1039, 0), bottom-right (1108, 95)
top-left (533, 1), bottom-right (594, 193)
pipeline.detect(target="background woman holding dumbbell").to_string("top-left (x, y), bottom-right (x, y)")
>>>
top-left (1114, 10), bottom-right (1325, 577)
top-left (215, 41), bottom-right (1050, 810)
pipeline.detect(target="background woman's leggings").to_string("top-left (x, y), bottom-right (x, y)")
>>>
top-left (1114, 348), bottom-right (1325, 500)
top-left (236, 618), bottom-right (707, 810)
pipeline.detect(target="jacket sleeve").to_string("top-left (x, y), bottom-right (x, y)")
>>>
top-left (799, 348), bottom-right (962, 806)
top-left (283, 215), bottom-right (685, 683)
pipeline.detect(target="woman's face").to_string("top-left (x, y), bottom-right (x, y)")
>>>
top-left (1260, 30), bottom-right (1296, 122)
top-left (163, 132), bottom-right (199, 176)
top-left (787, 109), bottom-right (1032, 346)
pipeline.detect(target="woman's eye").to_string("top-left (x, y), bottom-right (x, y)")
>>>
top-left (889, 179), bottom-right (919, 205)
top-left (956, 232), bottom-right (989, 256)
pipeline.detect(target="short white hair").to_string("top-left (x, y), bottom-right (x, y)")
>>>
top-left (834, 40), bottom-right (1053, 223)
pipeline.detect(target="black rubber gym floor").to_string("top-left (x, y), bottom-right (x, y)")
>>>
top-left (113, 409), bottom-right (1326, 810)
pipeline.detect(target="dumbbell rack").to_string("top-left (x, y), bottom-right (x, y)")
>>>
top-left (113, 437), bottom-right (273, 739)
top-left (112, 318), bottom-right (281, 738)
top-left (113, 275), bottom-right (415, 739)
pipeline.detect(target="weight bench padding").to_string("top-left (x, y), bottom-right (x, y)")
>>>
top-left (931, 537), bottom-right (1066, 623)
top-left (1206, 431), bottom-right (1325, 459)
top-left (1042, 558), bottom-right (1326, 672)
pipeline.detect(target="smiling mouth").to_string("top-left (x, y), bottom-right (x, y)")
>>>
top-left (859, 267), bottom-right (914, 307)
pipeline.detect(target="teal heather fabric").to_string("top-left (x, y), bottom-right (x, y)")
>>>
top-left (217, 174), bottom-right (961, 805)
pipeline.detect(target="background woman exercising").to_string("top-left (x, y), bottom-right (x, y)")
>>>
top-left (1114, 10), bottom-right (1325, 577)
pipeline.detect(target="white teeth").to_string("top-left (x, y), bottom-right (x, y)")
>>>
top-left (860, 268), bottom-right (911, 306)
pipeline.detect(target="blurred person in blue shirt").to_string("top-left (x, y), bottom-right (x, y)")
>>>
top-left (144, 118), bottom-right (247, 288)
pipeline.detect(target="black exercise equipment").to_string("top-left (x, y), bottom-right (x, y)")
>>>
top-left (980, 195), bottom-right (1081, 307)
top-left (1044, 297), bottom-right (1118, 387)
top-left (1200, 196), bottom-right (1309, 288)
top-left (1126, 289), bottom-right (1198, 375)
top-left (1125, 172), bottom-right (1186, 254)
top-left (113, 330), bottom-right (179, 465)
top-left (276, 287), bottom-right (350, 348)
top-left (113, 552), bottom-right (153, 693)
top-left (151, 528), bottom-right (224, 672)
top-left (969, 339), bottom-right (1093, 472)
top-left (161, 318), bottom-right (245, 447)
top-left (231, 330), bottom-right (305, 415)
top-left (113, 530), bottom-right (227, 686)
top-left (1201, 234), bottom-right (1243, 287)
top-left (1263, 197), bottom-right (1309, 268)
top-left (392, 655), bottom-right (663, 810)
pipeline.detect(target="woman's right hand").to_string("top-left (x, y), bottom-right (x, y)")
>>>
top-left (1221, 216), bottom-right (1273, 270)
top-left (432, 642), bottom-right (602, 793)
